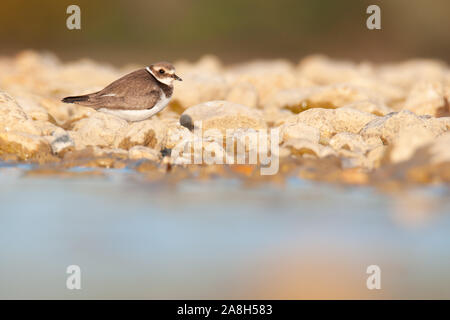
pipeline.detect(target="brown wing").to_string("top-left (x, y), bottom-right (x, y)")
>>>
top-left (76, 69), bottom-right (161, 110)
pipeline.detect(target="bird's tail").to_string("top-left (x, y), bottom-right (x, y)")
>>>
top-left (62, 94), bottom-right (90, 103)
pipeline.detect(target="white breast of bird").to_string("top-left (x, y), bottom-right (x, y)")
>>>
top-left (98, 90), bottom-right (170, 121)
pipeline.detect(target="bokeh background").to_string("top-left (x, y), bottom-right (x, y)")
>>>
top-left (1, 0), bottom-right (449, 65)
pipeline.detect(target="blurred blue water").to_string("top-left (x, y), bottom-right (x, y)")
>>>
top-left (0, 166), bottom-right (449, 299)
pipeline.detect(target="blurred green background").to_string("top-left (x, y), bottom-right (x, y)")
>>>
top-left (0, 0), bottom-right (449, 65)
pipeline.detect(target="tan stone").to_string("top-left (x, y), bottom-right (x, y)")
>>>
top-left (14, 95), bottom-right (49, 121)
top-left (404, 81), bottom-right (446, 116)
top-left (378, 59), bottom-right (446, 91)
top-left (0, 131), bottom-right (53, 161)
top-left (180, 100), bottom-right (266, 134)
top-left (0, 91), bottom-right (41, 135)
top-left (307, 84), bottom-right (376, 107)
top-left (437, 117), bottom-right (450, 130)
top-left (390, 126), bottom-right (436, 163)
top-left (365, 145), bottom-right (387, 169)
top-left (174, 55), bottom-right (223, 75)
top-left (295, 108), bottom-right (377, 144)
top-left (128, 146), bottom-right (161, 162)
top-left (279, 122), bottom-right (320, 144)
top-left (70, 112), bottom-right (129, 149)
top-left (171, 73), bottom-right (228, 109)
top-left (165, 124), bottom-right (194, 150)
top-left (226, 60), bottom-right (300, 106)
top-left (39, 98), bottom-right (93, 127)
top-left (329, 132), bottom-right (371, 155)
top-left (428, 132), bottom-right (450, 164)
top-left (297, 55), bottom-right (367, 85)
top-left (114, 118), bottom-right (167, 151)
top-left (263, 108), bottom-right (294, 126)
top-left (263, 88), bottom-right (315, 110)
top-left (263, 84), bottom-right (376, 112)
top-left (360, 110), bottom-right (447, 145)
top-left (343, 100), bottom-right (394, 116)
top-left (225, 82), bottom-right (259, 108)
top-left (346, 145), bottom-right (387, 170)
top-left (284, 138), bottom-right (336, 158)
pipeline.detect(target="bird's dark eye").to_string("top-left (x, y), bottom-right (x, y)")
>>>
top-left (159, 69), bottom-right (165, 74)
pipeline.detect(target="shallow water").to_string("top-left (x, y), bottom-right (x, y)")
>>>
top-left (0, 165), bottom-right (449, 299)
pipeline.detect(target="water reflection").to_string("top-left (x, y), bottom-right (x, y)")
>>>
top-left (0, 166), bottom-right (449, 299)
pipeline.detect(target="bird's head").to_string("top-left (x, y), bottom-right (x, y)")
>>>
top-left (147, 62), bottom-right (182, 85)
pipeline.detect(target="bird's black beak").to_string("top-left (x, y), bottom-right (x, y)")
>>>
top-left (172, 74), bottom-right (182, 81)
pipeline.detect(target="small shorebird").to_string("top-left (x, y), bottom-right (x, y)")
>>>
top-left (62, 62), bottom-right (182, 121)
